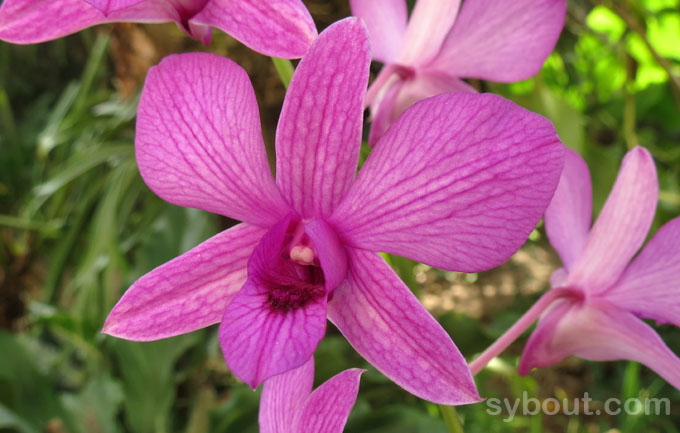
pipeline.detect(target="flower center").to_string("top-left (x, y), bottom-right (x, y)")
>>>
top-left (394, 64), bottom-right (416, 81)
top-left (259, 217), bottom-right (327, 314)
top-left (169, 0), bottom-right (210, 29)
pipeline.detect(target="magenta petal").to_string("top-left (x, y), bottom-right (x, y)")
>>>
top-left (544, 148), bottom-right (592, 270)
top-left (0, 0), bottom-right (105, 43)
top-left (368, 72), bottom-right (476, 146)
top-left (331, 93), bottom-right (564, 272)
top-left (520, 300), bottom-right (680, 390)
top-left (567, 147), bottom-right (658, 293)
top-left (399, 0), bottom-right (461, 65)
top-left (260, 358), bottom-right (314, 433)
top-left (606, 217), bottom-right (680, 327)
top-left (327, 249), bottom-right (480, 404)
top-left (84, 0), bottom-right (144, 14)
top-left (136, 53), bottom-right (290, 227)
top-left (0, 0), bottom-right (182, 44)
top-left (191, 0), bottom-right (317, 59)
top-left (102, 223), bottom-right (265, 341)
top-left (305, 219), bottom-right (348, 293)
top-left (276, 18), bottom-right (370, 219)
top-left (293, 368), bottom-right (364, 433)
top-left (219, 278), bottom-right (326, 389)
top-left (349, 0), bottom-right (407, 63)
top-left (518, 298), bottom-right (572, 375)
top-left (367, 78), bottom-right (404, 147)
top-left (432, 0), bottom-right (566, 82)
top-left (219, 216), bottom-right (327, 388)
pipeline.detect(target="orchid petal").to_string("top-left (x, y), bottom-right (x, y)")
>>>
top-left (399, 0), bottom-right (461, 66)
top-left (606, 217), bottom-right (680, 327)
top-left (191, 0), bottom-right (317, 59)
top-left (349, 0), bottom-right (407, 63)
top-left (260, 358), bottom-right (314, 433)
top-left (432, 0), bottom-right (566, 82)
top-left (136, 53), bottom-right (290, 227)
top-left (305, 219), bottom-right (348, 293)
top-left (102, 223), bottom-right (265, 341)
top-left (276, 18), bottom-right (370, 219)
top-left (331, 93), bottom-right (564, 272)
top-left (544, 148), bottom-right (592, 270)
top-left (219, 216), bottom-right (327, 388)
top-left (293, 368), bottom-right (364, 433)
top-left (84, 0), bottom-right (144, 15)
top-left (0, 0), bottom-right (108, 43)
top-left (520, 300), bottom-right (680, 390)
top-left (0, 0), bottom-right (186, 44)
top-left (368, 72), bottom-right (476, 146)
top-left (367, 78), bottom-right (404, 147)
top-left (518, 298), bottom-right (571, 374)
top-left (327, 249), bottom-right (481, 405)
top-left (567, 147), bottom-right (658, 293)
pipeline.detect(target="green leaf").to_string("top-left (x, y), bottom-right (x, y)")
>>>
top-left (587, 5), bottom-right (626, 42)
top-left (110, 334), bottom-right (199, 433)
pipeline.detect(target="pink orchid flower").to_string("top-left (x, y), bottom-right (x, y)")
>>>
top-left (259, 357), bottom-right (363, 433)
top-left (517, 147), bottom-right (680, 389)
top-left (351, 0), bottom-right (567, 145)
top-left (102, 18), bottom-right (564, 404)
top-left (0, 0), bottom-right (317, 58)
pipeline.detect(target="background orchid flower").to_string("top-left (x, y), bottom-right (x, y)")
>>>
top-left (259, 357), bottom-right (362, 433)
top-left (351, 0), bottom-right (567, 145)
top-left (102, 17), bottom-right (564, 404)
top-left (0, 0), bottom-right (317, 58)
top-left (516, 147), bottom-right (680, 389)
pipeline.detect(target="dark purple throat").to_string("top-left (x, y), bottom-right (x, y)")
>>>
top-left (261, 218), bottom-right (327, 314)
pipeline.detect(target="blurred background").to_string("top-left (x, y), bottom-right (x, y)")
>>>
top-left (1, 0), bottom-right (679, 432)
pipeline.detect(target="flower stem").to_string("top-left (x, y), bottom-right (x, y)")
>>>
top-left (469, 287), bottom-right (581, 375)
top-left (271, 57), bottom-right (294, 89)
top-left (439, 405), bottom-right (465, 433)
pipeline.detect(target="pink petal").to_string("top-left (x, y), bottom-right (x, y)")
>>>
top-left (431, 0), bottom-right (566, 82)
top-left (567, 147), bottom-right (658, 293)
top-left (102, 223), bottom-right (265, 341)
top-left (275, 18), bottom-right (370, 219)
top-left (520, 300), bottom-right (680, 390)
top-left (191, 0), bottom-right (316, 59)
top-left (304, 219), bottom-right (348, 293)
top-left (219, 216), bottom-right (327, 388)
top-left (544, 148), bottom-right (592, 270)
top-left (367, 77), bottom-right (404, 147)
top-left (518, 298), bottom-right (572, 374)
top-left (84, 0), bottom-right (144, 15)
top-left (260, 358), bottom-right (314, 433)
top-left (136, 53), bottom-right (290, 227)
top-left (606, 217), bottom-right (680, 327)
top-left (0, 0), bottom-right (181, 44)
top-left (331, 93), bottom-right (564, 272)
top-left (399, 0), bottom-right (461, 66)
top-left (349, 0), bottom-right (407, 63)
top-left (0, 0), bottom-right (106, 43)
top-left (327, 249), bottom-right (481, 405)
top-left (293, 368), bottom-right (364, 433)
top-left (368, 72), bottom-right (476, 146)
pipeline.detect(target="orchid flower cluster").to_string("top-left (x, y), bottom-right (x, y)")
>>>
top-left (1, 0), bottom-right (678, 430)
